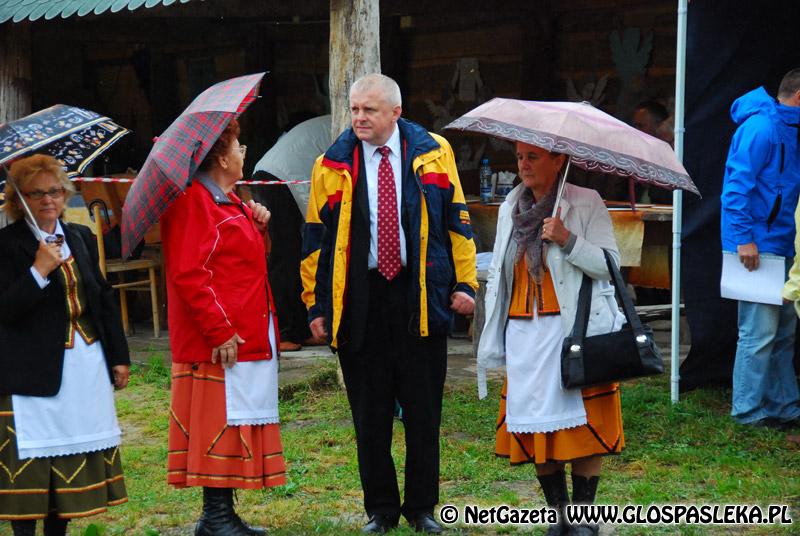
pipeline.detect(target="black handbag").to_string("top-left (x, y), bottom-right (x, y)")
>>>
top-left (561, 249), bottom-right (664, 389)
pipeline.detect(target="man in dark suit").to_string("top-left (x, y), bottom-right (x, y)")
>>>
top-left (301, 74), bottom-right (477, 533)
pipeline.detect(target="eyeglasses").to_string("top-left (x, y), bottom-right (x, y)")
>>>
top-left (237, 145), bottom-right (247, 156)
top-left (22, 187), bottom-right (67, 200)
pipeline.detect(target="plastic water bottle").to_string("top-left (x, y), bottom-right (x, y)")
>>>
top-left (479, 158), bottom-right (493, 203)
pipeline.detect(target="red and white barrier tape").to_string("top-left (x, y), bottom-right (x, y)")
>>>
top-left (69, 177), bottom-right (310, 185)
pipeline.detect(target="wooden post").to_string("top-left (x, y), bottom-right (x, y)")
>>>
top-left (328, 0), bottom-right (380, 386)
top-left (0, 22), bottom-right (32, 124)
top-left (329, 0), bottom-right (381, 141)
top-left (0, 22), bottom-right (31, 229)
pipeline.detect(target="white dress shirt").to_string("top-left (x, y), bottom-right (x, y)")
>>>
top-left (362, 125), bottom-right (407, 269)
top-left (27, 219), bottom-right (67, 287)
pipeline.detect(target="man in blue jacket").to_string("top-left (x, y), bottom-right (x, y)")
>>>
top-left (302, 74), bottom-right (477, 533)
top-left (721, 69), bottom-right (800, 429)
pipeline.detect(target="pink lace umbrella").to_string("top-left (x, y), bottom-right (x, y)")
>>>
top-left (445, 98), bottom-right (699, 209)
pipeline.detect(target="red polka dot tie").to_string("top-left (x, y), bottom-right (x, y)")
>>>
top-left (377, 145), bottom-right (401, 281)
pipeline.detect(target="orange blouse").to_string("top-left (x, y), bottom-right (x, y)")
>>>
top-left (508, 254), bottom-right (560, 318)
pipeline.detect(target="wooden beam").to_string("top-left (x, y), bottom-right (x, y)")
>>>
top-left (0, 22), bottom-right (31, 123)
top-left (328, 0), bottom-right (380, 388)
top-left (59, 0), bottom-right (329, 20)
top-left (329, 0), bottom-right (381, 140)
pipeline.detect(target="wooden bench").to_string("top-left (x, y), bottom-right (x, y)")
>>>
top-left (635, 303), bottom-right (684, 322)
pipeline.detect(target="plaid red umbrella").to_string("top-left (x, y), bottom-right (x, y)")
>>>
top-left (120, 72), bottom-right (265, 258)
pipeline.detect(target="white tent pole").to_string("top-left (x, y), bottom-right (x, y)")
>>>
top-left (671, 0), bottom-right (688, 404)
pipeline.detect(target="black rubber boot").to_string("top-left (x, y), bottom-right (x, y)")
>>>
top-left (195, 487), bottom-right (265, 536)
top-left (10, 520), bottom-right (36, 536)
top-left (43, 514), bottom-right (69, 536)
top-left (231, 489), bottom-right (267, 536)
top-left (537, 470), bottom-right (570, 536)
top-left (570, 474), bottom-right (600, 536)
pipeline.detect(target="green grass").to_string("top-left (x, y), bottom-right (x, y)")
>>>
top-left (2, 369), bottom-right (798, 535)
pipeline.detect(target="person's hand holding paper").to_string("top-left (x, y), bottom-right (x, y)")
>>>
top-left (737, 242), bottom-right (760, 271)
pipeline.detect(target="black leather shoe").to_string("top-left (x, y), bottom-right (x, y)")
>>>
top-left (362, 514), bottom-right (397, 534)
top-left (43, 514), bottom-right (69, 536)
top-left (749, 418), bottom-right (785, 430)
top-left (569, 525), bottom-right (599, 535)
top-left (11, 520), bottom-right (36, 536)
top-left (411, 513), bottom-right (443, 533)
top-left (537, 470), bottom-right (570, 535)
top-left (570, 475), bottom-right (600, 536)
top-left (779, 417), bottom-right (800, 430)
top-left (233, 514), bottom-right (266, 536)
top-left (195, 487), bottom-right (256, 536)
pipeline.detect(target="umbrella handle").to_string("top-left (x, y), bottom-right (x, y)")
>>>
top-left (551, 156), bottom-right (572, 218)
top-left (88, 198), bottom-right (111, 226)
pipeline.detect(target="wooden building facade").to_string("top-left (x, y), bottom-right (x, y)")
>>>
top-left (1, 0), bottom-right (678, 193)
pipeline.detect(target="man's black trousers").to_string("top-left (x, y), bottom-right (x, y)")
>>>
top-left (338, 269), bottom-right (447, 522)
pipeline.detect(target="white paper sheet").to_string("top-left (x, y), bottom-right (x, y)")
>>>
top-left (720, 251), bottom-right (785, 305)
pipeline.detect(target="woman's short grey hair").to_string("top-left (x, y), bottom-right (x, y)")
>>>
top-left (350, 73), bottom-right (402, 107)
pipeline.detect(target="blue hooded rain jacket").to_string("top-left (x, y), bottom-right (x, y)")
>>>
top-left (721, 86), bottom-right (800, 257)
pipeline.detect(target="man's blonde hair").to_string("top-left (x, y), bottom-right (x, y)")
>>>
top-left (2, 154), bottom-right (74, 221)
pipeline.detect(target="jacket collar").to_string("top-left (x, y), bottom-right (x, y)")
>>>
top-left (196, 173), bottom-right (235, 205)
top-left (61, 221), bottom-right (95, 281)
top-left (9, 219), bottom-right (39, 259)
top-left (323, 118), bottom-right (441, 172)
top-left (397, 117), bottom-right (440, 163)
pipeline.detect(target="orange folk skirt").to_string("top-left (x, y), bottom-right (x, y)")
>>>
top-left (495, 378), bottom-right (624, 465)
top-left (167, 362), bottom-right (287, 489)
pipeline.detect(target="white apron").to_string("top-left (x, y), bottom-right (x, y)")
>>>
top-left (504, 309), bottom-right (587, 434)
top-left (224, 312), bottom-right (280, 426)
top-left (12, 335), bottom-right (121, 459)
top-left (13, 220), bottom-right (121, 459)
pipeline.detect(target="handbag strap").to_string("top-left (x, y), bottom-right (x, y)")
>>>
top-left (570, 273), bottom-right (593, 346)
top-left (602, 249), bottom-right (646, 335)
top-left (568, 250), bottom-right (647, 343)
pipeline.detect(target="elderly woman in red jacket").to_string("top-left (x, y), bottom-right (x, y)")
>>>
top-left (161, 119), bottom-right (286, 536)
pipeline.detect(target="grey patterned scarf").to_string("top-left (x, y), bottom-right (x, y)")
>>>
top-left (511, 186), bottom-right (556, 283)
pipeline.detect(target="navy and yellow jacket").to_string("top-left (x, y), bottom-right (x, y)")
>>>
top-left (301, 118), bottom-right (478, 349)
